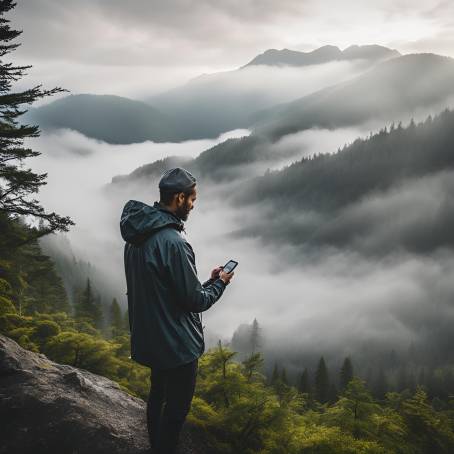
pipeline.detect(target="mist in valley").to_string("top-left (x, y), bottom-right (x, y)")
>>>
top-left (11, 0), bottom-right (454, 386)
top-left (28, 110), bottom-right (454, 381)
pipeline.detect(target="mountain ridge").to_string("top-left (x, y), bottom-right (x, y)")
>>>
top-left (242, 44), bottom-right (400, 67)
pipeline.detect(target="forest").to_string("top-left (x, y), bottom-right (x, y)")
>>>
top-left (2, 224), bottom-right (454, 453)
top-left (2, 0), bottom-right (454, 451)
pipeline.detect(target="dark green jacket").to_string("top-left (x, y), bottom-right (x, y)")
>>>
top-left (120, 200), bottom-right (227, 369)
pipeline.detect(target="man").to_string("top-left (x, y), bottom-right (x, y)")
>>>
top-left (120, 167), bottom-right (234, 454)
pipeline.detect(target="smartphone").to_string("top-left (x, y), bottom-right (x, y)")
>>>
top-left (222, 260), bottom-right (238, 274)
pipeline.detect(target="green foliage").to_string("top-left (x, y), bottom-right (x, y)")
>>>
top-left (295, 424), bottom-right (386, 453)
top-left (0, 277), bottom-right (15, 315)
top-left (398, 387), bottom-right (454, 453)
top-left (45, 331), bottom-right (118, 376)
top-left (323, 378), bottom-right (383, 438)
top-left (242, 352), bottom-right (265, 383)
top-left (33, 319), bottom-right (60, 339)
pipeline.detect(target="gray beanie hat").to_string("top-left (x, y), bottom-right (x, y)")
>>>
top-left (158, 167), bottom-right (196, 192)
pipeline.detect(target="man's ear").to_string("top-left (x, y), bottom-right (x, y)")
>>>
top-left (176, 192), bottom-right (185, 205)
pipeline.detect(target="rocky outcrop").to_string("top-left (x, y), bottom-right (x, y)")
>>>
top-left (0, 334), bottom-right (207, 454)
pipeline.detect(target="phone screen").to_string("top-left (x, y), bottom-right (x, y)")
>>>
top-left (223, 260), bottom-right (238, 273)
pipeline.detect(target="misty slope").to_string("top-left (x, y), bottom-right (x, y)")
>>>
top-left (253, 53), bottom-right (454, 139)
top-left (236, 108), bottom-right (454, 256)
top-left (243, 44), bottom-right (399, 67)
top-left (109, 134), bottom-right (286, 187)
top-left (148, 44), bottom-right (395, 139)
top-left (24, 94), bottom-right (181, 144)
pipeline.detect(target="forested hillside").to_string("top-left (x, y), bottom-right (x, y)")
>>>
top-left (236, 108), bottom-right (454, 255)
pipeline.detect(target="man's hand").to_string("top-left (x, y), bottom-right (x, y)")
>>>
top-left (219, 269), bottom-right (234, 285)
top-left (210, 265), bottom-right (234, 285)
top-left (210, 266), bottom-right (223, 280)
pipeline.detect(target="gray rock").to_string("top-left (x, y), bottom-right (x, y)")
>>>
top-left (0, 334), bottom-right (210, 454)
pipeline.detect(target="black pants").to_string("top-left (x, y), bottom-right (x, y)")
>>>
top-left (147, 358), bottom-right (198, 454)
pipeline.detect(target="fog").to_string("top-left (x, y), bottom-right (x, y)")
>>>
top-left (25, 115), bottom-right (454, 378)
top-left (151, 58), bottom-right (372, 115)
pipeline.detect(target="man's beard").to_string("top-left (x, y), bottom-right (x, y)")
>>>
top-left (175, 200), bottom-right (191, 221)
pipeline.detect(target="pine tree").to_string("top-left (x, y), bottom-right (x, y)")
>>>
top-left (315, 356), bottom-right (330, 404)
top-left (0, 0), bottom-right (73, 247)
top-left (215, 339), bottom-right (237, 408)
top-left (298, 368), bottom-right (311, 395)
top-left (241, 352), bottom-right (264, 382)
top-left (74, 278), bottom-right (102, 329)
top-left (250, 317), bottom-right (261, 353)
top-left (110, 297), bottom-right (123, 337)
top-left (340, 357), bottom-right (354, 391)
top-left (271, 362), bottom-right (279, 387)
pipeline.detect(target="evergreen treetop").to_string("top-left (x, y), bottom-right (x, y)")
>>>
top-left (0, 0), bottom-right (73, 248)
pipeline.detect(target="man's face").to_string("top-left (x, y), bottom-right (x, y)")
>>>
top-left (175, 186), bottom-right (197, 221)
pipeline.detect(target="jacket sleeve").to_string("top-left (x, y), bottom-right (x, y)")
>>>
top-left (202, 278), bottom-right (215, 287)
top-left (167, 238), bottom-right (227, 313)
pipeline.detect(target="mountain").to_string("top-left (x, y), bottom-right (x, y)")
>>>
top-left (149, 44), bottom-right (394, 139)
top-left (28, 45), bottom-right (402, 144)
top-left (243, 44), bottom-right (399, 67)
top-left (253, 53), bottom-right (454, 139)
top-left (235, 108), bottom-right (454, 256)
top-left (0, 334), bottom-right (207, 454)
top-left (113, 55), bottom-right (454, 187)
top-left (25, 94), bottom-right (182, 144)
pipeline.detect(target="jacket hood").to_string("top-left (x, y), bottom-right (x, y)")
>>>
top-left (120, 200), bottom-right (184, 245)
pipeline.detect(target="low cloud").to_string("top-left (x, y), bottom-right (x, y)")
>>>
top-left (27, 125), bottom-right (454, 375)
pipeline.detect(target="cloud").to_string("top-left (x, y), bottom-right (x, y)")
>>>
top-left (27, 128), bottom-right (248, 299)
top-left (28, 125), bottom-right (454, 376)
top-left (9, 0), bottom-right (454, 97)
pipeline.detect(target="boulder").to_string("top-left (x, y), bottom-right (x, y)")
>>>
top-left (0, 334), bottom-right (208, 454)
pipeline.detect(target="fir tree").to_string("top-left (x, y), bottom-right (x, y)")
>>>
top-left (271, 362), bottom-right (279, 387)
top-left (0, 0), bottom-right (73, 247)
top-left (74, 278), bottom-right (102, 329)
top-left (250, 317), bottom-right (261, 353)
top-left (298, 368), bottom-right (311, 395)
top-left (241, 351), bottom-right (264, 382)
top-left (315, 356), bottom-right (330, 404)
top-left (340, 357), bottom-right (354, 391)
top-left (110, 297), bottom-right (123, 337)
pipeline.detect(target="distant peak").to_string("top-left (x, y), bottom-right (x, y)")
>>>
top-left (243, 44), bottom-right (400, 68)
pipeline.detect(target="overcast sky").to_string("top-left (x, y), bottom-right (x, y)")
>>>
top-left (10, 0), bottom-right (454, 98)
